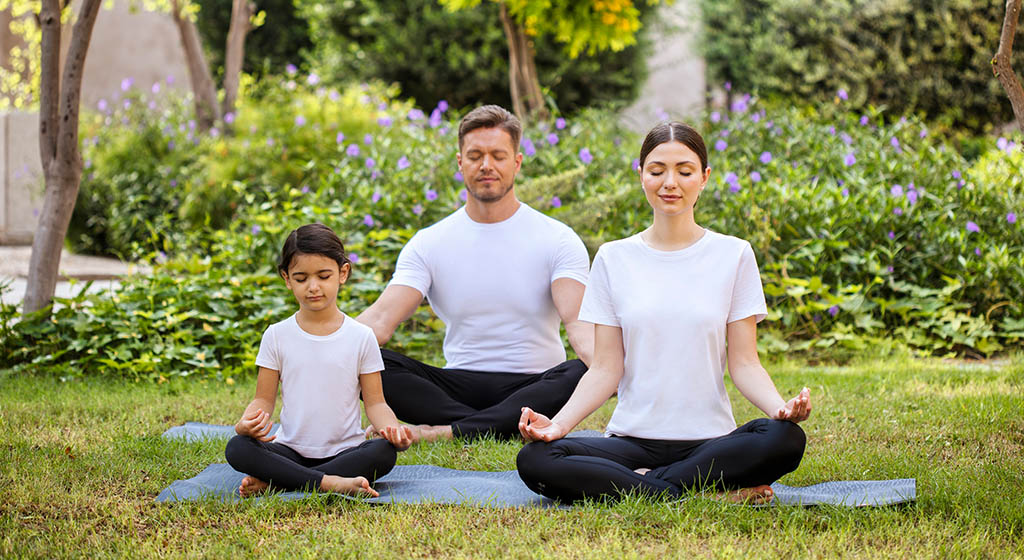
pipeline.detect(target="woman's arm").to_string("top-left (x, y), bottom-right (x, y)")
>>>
top-left (235, 367), bottom-right (280, 440)
top-left (360, 372), bottom-right (413, 450)
top-left (519, 323), bottom-right (625, 441)
top-left (726, 316), bottom-right (811, 422)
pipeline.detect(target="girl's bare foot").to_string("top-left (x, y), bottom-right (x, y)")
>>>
top-left (238, 476), bottom-right (269, 497)
top-left (719, 484), bottom-right (774, 505)
top-left (320, 475), bottom-right (380, 498)
top-left (633, 468), bottom-right (651, 476)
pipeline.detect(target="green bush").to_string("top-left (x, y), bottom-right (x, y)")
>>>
top-left (193, 0), bottom-right (312, 78)
top-left (298, 0), bottom-right (651, 113)
top-left (8, 80), bottom-right (1023, 380)
top-left (699, 0), bottom-right (1024, 132)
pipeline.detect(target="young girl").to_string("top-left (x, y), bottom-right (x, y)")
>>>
top-left (516, 122), bottom-right (811, 504)
top-left (225, 223), bottom-right (413, 497)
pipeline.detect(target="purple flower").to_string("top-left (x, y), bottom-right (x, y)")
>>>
top-left (301, 185), bottom-right (310, 194)
top-left (151, 82), bottom-right (161, 94)
top-left (371, 170), bottom-right (380, 180)
top-left (97, 99), bottom-right (108, 112)
top-left (295, 115), bottom-right (306, 126)
top-left (365, 157), bottom-right (376, 168)
top-left (438, 100), bottom-right (449, 112)
top-left (167, 140), bottom-right (175, 150)
top-left (336, 132), bottom-right (345, 144)
top-left (346, 144), bottom-right (360, 156)
top-left (170, 179), bottom-right (178, 187)
top-left (975, 248), bottom-right (982, 256)
top-left (632, 158), bottom-right (640, 171)
top-left (377, 116), bottom-right (393, 127)
top-left (372, 190), bottom-right (382, 203)
top-left (714, 139), bottom-right (728, 152)
top-left (551, 196), bottom-right (562, 208)
top-left (521, 137), bottom-right (536, 157)
top-left (837, 89), bottom-right (848, 101)
top-left (363, 214), bottom-right (375, 227)
top-left (454, 171), bottom-right (464, 182)
top-left (730, 183), bottom-right (741, 194)
top-left (759, 151), bottom-right (772, 164)
top-left (891, 184), bottom-right (903, 197)
top-left (307, 73), bottom-right (320, 86)
top-left (1008, 212), bottom-right (1017, 224)
top-left (349, 253), bottom-right (359, 264)
top-left (828, 305), bottom-right (839, 317)
top-left (329, 90), bottom-right (340, 101)
top-left (724, 172), bottom-right (739, 188)
top-left (730, 96), bottom-right (748, 113)
top-left (579, 147), bottom-right (593, 164)
top-left (893, 207), bottom-right (903, 216)
top-left (844, 152), bottom-right (857, 166)
top-left (412, 204), bottom-right (424, 216)
top-left (751, 112), bottom-right (761, 123)
top-left (951, 170), bottom-right (962, 179)
top-left (266, 138), bottom-right (275, 147)
top-left (860, 115), bottom-right (869, 126)
top-left (286, 63), bottom-right (297, 75)
top-left (841, 133), bottom-right (853, 145)
top-left (363, 134), bottom-right (373, 145)
top-left (958, 180), bottom-right (966, 189)
top-left (429, 108), bottom-right (442, 128)
top-left (997, 137), bottom-right (1008, 151)
top-left (555, 118), bottom-right (566, 130)
top-left (888, 231), bottom-right (895, 240)
top-left (397, 156), bottom-right (411, 170)
top-left (425, 189), bottom-right (438, 201)
top-left (251, 225), bottom-right (261, 235)
top-left (710, 111), bottom-right (721, 123)
top-left (546, 133), bottom-right (559, 146)
top-left (919, 128), bottom-right (927, 138)
top-left (841, 188), bottom-right (849, 197)
top-left (724, 81), bottom-right (732, 91)
top-left (750, 171), bottom-right (762, 182)
top-left (966, 221), bottom-right (980, 233)
top-left (887, 265), bottom-right (895, 273)
top-left (890, 137), bottom-right (901, 150)
top-left (121, 78), bottom-right (133, 91)
top-left (408, 108), bottom-right (425, 120)
top-left (906, 190), bottom-right (918, 205)
top-left (656, 108), bottom-right (670, 121)
top-left (166, 75), bottom-right (175, 85)
top-left (828, 126), bottom-right (836, 135)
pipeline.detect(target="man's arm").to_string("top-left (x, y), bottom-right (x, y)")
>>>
top-left (552, 277), bottom-right (594, 366)
top-left (355, 285), bottom-right (425, 346)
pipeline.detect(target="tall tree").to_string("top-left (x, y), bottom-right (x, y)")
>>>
top-left (440, 0), bottom-right (661, 121)
top-left (993, 0), bottom-right (1024, 135)
top-left (24, 0), bottom-right (102, 314)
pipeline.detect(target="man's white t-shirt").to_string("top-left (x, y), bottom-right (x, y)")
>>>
top-left (579, 230), bottom-right (768, 440)
top-left (255, 313), bottom-right (385, 458)
top-left (389, 203), bottom-right (589, 373)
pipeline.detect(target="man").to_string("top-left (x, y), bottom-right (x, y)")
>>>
top-left (357, 105), bottom-right (593, 442)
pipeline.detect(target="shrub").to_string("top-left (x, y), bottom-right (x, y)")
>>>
top-left (699, 0), bottom-right (1024, 132)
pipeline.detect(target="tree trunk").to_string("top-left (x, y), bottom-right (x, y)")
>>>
top-left (221, 0), bottom-right (255, 128)
top-left (170, 0), bottom-right (219, 132)
top-left (24, 0), bottom-right (102, 315)
top-left (498, 3), bottom-right (548, 122)
top-left (993, 0), bottom-right (1024, 136)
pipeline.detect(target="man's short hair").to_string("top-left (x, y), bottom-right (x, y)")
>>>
top-left (458, 105), bottom-right (522, 152)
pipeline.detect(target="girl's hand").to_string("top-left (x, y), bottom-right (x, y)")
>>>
top-left (236, 409), bottom-right (276, 442)
top-left (519, 407), bottom-right (567, 442)
top-left (773, 387), bottom-right (812, 423)
top-left (380, 425), bottom-right (414, 451)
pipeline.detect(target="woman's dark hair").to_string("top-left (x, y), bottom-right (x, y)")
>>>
top-left (278, 223), bottom-right (350, 275)
top-left (637, 122), bottom-right (708, 172)
top-left (458, 104), bottom-right (522, 152)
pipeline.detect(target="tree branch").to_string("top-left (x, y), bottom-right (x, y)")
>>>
top-left (38, 0), bottom-right (61, 170)
top-left (993, 0), bottom-right (1024, 135)
top-left (221, 0), bottom-right (255, 124)
top-left (170, 0), bottom-right (220, 132)
top-left (55, 0), bottom-right (102, 173)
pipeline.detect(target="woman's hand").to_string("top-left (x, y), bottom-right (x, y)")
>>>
top-left (518, 407), bottom-right (568, 442)
top-left (773, 387), bottom-right (812, 423)
top-left (380, 425), bottom-right (414, 451)
top-left (236, 409), bottom-right (276, 441)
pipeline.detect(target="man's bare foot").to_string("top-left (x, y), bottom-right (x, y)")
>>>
top-left (320, 474), bottom-right (379, 497)
top-left (633, 468), bottom-right (651, 476)
top-left (407, 424), bottom-right (453, 444)
top-left (238, 476), bottom-right (269, 497)
top-left (719, 484), bottom-right (774, 505)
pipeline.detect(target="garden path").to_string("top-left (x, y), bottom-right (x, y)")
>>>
top-left (0, 246), bottom-right (148, 306)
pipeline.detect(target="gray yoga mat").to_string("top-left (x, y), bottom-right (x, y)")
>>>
top-left (161, 423), bottom-right (600, 442)
top-left (156, 463), bottom-right (915, 508)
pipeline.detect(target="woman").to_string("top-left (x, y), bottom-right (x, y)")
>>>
top-left (516, 122), bottom-right (811, 504)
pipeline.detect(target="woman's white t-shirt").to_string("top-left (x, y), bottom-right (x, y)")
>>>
top-left (578, 230), bottom-right (767, 440)
top-left (255, 313), bottom-right (385, 458)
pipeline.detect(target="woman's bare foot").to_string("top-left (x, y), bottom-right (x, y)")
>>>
top-left (719, 484), bottom-right (774, 505)
top-left (320, 475), bottom-right (379, 497)
top-left (238, 476), bottom-right (269, 497)
top-left (633, 468), bottom-right (651, 476)
top-left (407, 424), bottom-right (453, 444)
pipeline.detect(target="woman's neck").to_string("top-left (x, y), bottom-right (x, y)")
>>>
top-left (295, 306), bottom-right (345, 336)
top-left (642, 212), bottom-right (704, 251)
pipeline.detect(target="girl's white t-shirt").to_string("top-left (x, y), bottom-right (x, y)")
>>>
top-left (255, 313), bottom-right (385, 458)
top-left (579, 230), bottom-right (767, 440)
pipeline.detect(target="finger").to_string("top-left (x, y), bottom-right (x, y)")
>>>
top-left (519, 407), bottom-right (533, 427)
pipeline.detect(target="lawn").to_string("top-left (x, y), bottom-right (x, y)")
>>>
top-left (1, 355), bottom-right (1022, 558)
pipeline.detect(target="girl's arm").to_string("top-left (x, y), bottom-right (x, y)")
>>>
top-left (235, 367), bottom-right (280, 441)
top-left (360, 372), bottom-right (414, 450)
top-left (726, 316), bottom-right (812, 422)
top-left (519, 324), bottom-right (625, 441)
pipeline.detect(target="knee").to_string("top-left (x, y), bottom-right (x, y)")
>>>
top-left (516, 441), bottom-right (554, 483)
top-left (224, 434), bottom-right (254, 467)
top-left (768, 420), bottom-right (806, 465)
top-left (368, 439), bottom-right (398, 475)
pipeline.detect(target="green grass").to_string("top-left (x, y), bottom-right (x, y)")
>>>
top-left (2, 355), bottom-right (1023, 559)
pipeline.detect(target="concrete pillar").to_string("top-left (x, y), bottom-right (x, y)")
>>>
top-left (0, 111), bottom-right (43, 245)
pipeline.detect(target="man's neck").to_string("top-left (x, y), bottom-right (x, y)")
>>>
top-left (464, 192), bottom-right (521, 224)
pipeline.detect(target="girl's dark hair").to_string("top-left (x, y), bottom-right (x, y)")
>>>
top-left (278, 223), bottom-right (350, 275)
top-left (638, 122), bottom-right (708, 171)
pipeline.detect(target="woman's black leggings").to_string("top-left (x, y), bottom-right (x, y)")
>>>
top-left (225, 436), bottom-right (397, 491)
top-left (516, 418), bottom-right (806, 503)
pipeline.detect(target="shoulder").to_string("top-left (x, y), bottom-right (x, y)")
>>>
top-left (519, 204), bottom-right (580, 237)
top-left (703, 229), bottom-right (753, 256)
top-left (410, 207), bottom-right (468, 243)
top-left (263, 314), bottom-right (295, 336)
top-left (593, 235), bottom-right (641, 260)
top-left (343, 314), bottom-right (376, 341)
